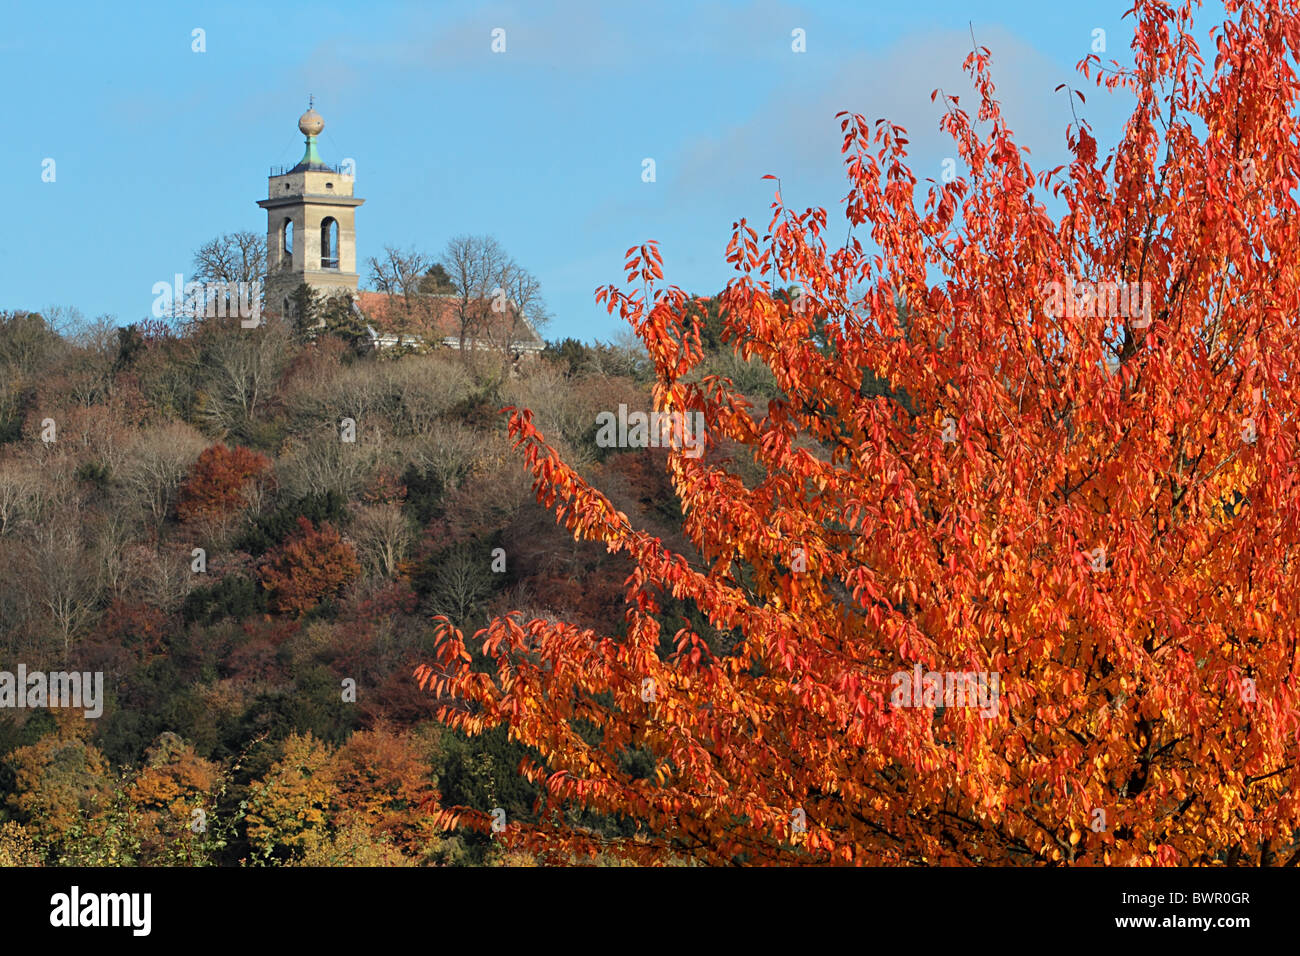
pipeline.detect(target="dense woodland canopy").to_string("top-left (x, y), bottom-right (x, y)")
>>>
top-left (0, 298), bottom-right (769, 865)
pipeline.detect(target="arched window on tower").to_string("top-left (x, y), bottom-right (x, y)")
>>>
top-left (321, 217), bottom-right (339, 269)
top-left (282, 218), bottom-right (294, 263)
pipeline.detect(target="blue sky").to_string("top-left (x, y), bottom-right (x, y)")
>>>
top-left (1, 0), bottom-right (1226, 343)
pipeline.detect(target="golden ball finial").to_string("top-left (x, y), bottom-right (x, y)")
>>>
top-left (298, 108), bottom-right (324, 137)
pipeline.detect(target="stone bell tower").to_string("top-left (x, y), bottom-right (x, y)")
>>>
top-left (258, 102), bottom-right (364, 322)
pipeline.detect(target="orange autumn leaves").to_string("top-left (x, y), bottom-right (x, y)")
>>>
top-left (259, 517), bottom-right (360, 616)
top-left (418, 0), bottom-right (1300, 865)
top-left (177, 443), bottom-right (272, 526)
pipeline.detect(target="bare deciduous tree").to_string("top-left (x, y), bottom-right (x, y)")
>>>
top-left (351, 503), bottom-right (414, 580)
top-left (364, 238), bottom-right (548, 363)
top-left (38, 305), bottom-right (87, 340)
top-left (425, 544), bottom-right (495, 625)
top-left (439, 236), bottom-right (548, 372)
top-left (193, 231), bottom-right (268, 287)
top-left (0, 455), bottom-right (38, 535)
top-left (367, 246), bottom-right (432, 332)
top-left (408, 422), bottom-right (485, 496)
top-left (439, 235), bottom-right (510, 351)
top-left (502, 363), bottom-right (595, 464)
top-left (27, 518), bottom-right (104, 654)
top-left (193, 320), bottom-right (291, 437)
top-left (486, 260), bottom-right (548, 371)
top-left (278, 427), bottom-right (378, 501)
top-left (94, 508), bottom-right (141, 601)
top-left (188, 232), bottom-right (269, 325)
top-left (132, 544), bottom-right (200, 611)
top-left (367, 245), bottom-right (431, 298)
top-left (387, 358), bottom-right (472, 437)
top-left (122, 422), bottom-right (208, 530)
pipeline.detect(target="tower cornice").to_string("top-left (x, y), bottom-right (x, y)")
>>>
top-left (258, 195), bottom-right (365, 209)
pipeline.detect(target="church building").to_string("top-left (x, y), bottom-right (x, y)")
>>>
top-left (258, 105), bottom-right (543, 357)
top-left (258, 105), bottom-right (363, 320)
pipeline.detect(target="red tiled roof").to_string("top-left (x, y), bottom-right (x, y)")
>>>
top-left (354, 291), bottom-right (543, 349)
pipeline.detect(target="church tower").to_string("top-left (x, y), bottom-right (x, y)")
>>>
top-left (258, 104), bottom-right (364, 322)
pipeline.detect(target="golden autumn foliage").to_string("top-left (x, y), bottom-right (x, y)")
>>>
top-left (3, 726), bottom-right (227, 865)
top-left (125, 733), bottom-right (223, 860)
top-left (243, 729), bottom-right (440, 863)
top-left (4, 723), bottom-right (112, 850)
top-left (288, 820), bottom-right (418, 867)
top-left (0, 821), bottom-right (42, 867)
top-left (419, 1), bottom-right (1300, 865)
top-left (244, 732), bottom-right (339, 855)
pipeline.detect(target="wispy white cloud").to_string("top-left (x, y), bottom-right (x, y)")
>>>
top-left (581, 23), bottom-right (1135, 238)
top-left (336, 0), bottom-right (825, 72)
top-left (675, 25), bottom-right (1129, 200)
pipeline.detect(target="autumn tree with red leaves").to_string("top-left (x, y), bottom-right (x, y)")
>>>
top-left (419, 0), bottom-right (1300, 866)
top-left (177, 443), bottom-right (272, 525)
top-left (259, 517), bottom-right (360, 616)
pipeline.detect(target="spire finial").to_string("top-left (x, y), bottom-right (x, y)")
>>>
top-left (298, 104), bottom-right (325, 138)
top-left (295, 102), bottom-right (326, 168)
top-left (308, 93), bottom-right (314, 110)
